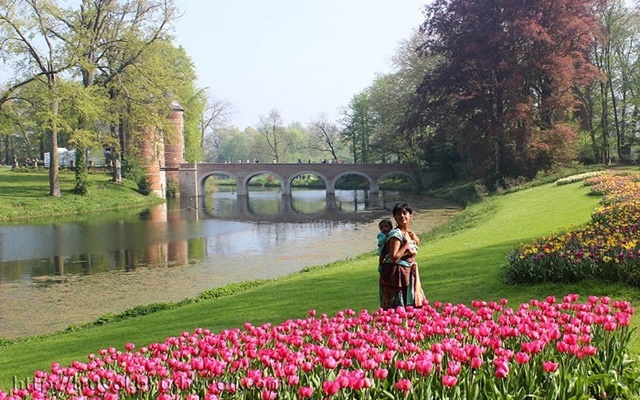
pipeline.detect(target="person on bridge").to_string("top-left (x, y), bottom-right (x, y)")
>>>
top-left (378, 202), bottom-right (425, 310)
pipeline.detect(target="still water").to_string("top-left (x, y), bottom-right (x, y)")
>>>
top-left (0, 188), bottom-right (461, 338)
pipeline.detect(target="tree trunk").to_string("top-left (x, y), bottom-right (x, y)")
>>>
top-left (74, 146), bottom-right (88, 194)
top-left (49, 93), bottom-right (61, 197)
top-left (111, 145), bottom-right (122, 183)
top-left (599, 81), bottom-right (610, 165)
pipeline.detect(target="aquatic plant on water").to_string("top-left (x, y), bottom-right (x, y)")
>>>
top-left (1, 294), bottom-right (638, 399)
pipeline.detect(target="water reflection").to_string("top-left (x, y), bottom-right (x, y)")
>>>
top-left (190, 188), bottom-right (382, 222)
top-left (0, 189), bottom-right (396, 284)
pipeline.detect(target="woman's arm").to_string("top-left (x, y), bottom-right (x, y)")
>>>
top-left (388, 236), bottom-right (411, 263)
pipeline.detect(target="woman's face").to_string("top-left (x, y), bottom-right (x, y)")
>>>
top-left (394, 208), bottom-right (412, 228)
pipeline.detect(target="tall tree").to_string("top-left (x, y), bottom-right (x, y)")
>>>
top-left (199, 92), bottom-right (234, 162)
top-left (0, 0), bottom-right (68, 196)
top-left (258, 109), bottom-right (289, 162)
top-left (308, 113), bottom-right (342, 162)
top-left (412, 0), bottom-right (604, 184)
top-left (587, 0), bottom-right (640, 164)
top-left (341, 92), bottom-right (373, 163)
top-left (54, 0), bottom-right (178, 185)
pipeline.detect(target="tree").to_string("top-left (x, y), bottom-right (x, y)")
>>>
top-left (308, 113), bottom-right (342, 162)
top-left (217, 126), bottom-right (262, 163)
top-left (258, 109), bottom-right (289, 162)
top-left (585, 0), bottom-right (640, 164)
top-left (341, 92), bottom-right (373, 163)
top-left (412, 0), bottom-right (604, 184)
top-left (54, 0), bottom-right (179, 185)
top-left (199, 93), bottom-right (234, 162)
top-left (0, 0), bottom-right (68, 196)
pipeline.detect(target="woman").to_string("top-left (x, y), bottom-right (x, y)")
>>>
top-left (379, 202), bottom-right (425, 309)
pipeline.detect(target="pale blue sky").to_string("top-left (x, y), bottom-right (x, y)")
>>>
top-left (173, 0), bottom-right (428, 129)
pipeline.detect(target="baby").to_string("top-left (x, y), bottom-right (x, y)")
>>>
top-left (377, 219), bottom-right (393, 272)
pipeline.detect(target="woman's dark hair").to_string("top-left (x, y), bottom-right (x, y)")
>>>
top-left (392, 202), bottom-right (412, 216)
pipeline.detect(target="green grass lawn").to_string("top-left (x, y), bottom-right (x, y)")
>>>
top-left (1, 171), bottom-right (639, 391)
top-left (0, 167), bottom-right (163, 222)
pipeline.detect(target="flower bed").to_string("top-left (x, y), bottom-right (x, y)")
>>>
top-left (506, 173), bottom-right (640, 285)
top-left (1, 295), bottom-right (637, 399)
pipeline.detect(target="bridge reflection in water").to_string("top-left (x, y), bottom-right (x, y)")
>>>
top-left (180, 192), bottom-right (385, 223)
top-left (1, 191), bottom-right (389, 285)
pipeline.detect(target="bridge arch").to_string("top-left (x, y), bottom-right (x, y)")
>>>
top-left (287, 170), bottom-right (330, 193)
top-left (201, 171), bottom-right (241, 195)
top-left (331, 171), bottom-right (376, 194)
top-left (242, 170), bottom-right (287, 196)
top-left (378, 171), bottom-right (419, 189)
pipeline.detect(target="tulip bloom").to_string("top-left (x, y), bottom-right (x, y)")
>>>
top-left (394, 378), bottom-right (412, 394)
top-left (543, 361), bottom-right (559, 373)
top-left (442, 375), bottom-right (458, 387)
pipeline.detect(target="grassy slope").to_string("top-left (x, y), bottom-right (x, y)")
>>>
top-left (0, 168), bottom-right (163, 222)
top-left (3, 179), bottom-right (636, 389)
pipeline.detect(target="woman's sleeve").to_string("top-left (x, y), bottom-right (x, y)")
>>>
top-left (387, 229), bottom-right (403, 243)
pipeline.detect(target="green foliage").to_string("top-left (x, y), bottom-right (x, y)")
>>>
top-left (426, 180), bottom-right (488, 205)
top-left (136, 176), bottom-right (152, 196)
top-left (121, 155), bottom-right (146, 183)
top-left (73, 147), bottom-right (88, 195)
top-left (165, 179), bottom-right (179, 198)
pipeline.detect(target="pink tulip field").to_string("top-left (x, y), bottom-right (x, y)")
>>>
top-left (1, 294), bottom-right (638, 399)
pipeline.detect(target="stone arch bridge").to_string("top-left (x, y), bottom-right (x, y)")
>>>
top-left (178, 162), bottom-right (432, 207)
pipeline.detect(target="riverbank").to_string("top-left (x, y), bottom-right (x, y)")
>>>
top-left (0, 167), bottom-right (164, 222)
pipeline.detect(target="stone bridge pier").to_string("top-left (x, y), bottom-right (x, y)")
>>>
top-left (179, 162), bottom-right (431, 208)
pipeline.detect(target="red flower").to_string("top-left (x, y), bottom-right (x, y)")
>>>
top-left (442, 375), bottom-right (458, 387)
top-left (374, 368), bottom-right (388, 380)
top-left (394, 378), bottom-right (412, 394)
top-left (322, 380), bottom-right (340, 396)
top-left (299, 386), bottom-right (314, 398)
top-left (543, 361), bottom-right (559, 373)
top-left (515, 352), bottom-right (531, 365)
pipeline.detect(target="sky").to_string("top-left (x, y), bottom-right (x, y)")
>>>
top-left (172, 0), bottom-right (429, 129)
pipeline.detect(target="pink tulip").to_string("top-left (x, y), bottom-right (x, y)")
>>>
top-left (470, 357), bottom-right (483, 369)
top-left (442, 375), bottom-right (458, 387)
top-left (542, 361), bottom-right (559, 373)
top-left (447, 361), bottom-right (462, 376)
top-left (374, 368), bottom-right (389, 379)
top-left (515, 351), bottom-right (531, 364)
top-left (394, 378), bottom-right (412, 394)
top-left (261, 390), bottom-right (276, 400)
top-left (495, 366), bottom-right (509, 379)
top-left (299, 386), bottom-right (314, 398)
top-left (322, 380), bottom-right (340, 396)
top-left (416, 359), bottom-right (434, 376)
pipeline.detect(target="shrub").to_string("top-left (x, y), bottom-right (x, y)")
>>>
top-left (137, 176), bottom-right (152, 196)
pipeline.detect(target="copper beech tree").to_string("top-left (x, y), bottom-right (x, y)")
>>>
top-left (408, 0), bottom-right (606, 185)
